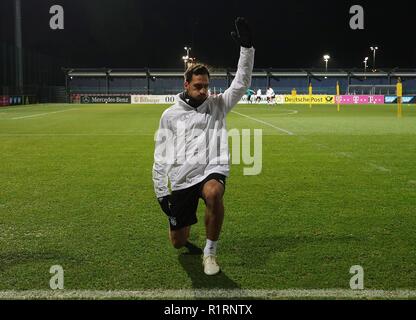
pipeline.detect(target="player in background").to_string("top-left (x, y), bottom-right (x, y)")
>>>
top-left (246, 88), bottom-right (255, 103)
top-left (266, 86), bottom-right (275, 105)
top-left (256, 88), bottom-right (262, 103)
top-left (152, 18), bottom-right (255, 276)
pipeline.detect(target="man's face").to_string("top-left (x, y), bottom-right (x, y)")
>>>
top-left (184, 74), bottom-right (209, 101)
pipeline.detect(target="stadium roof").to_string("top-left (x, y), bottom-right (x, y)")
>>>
top-left (63, 68), bottom-right (416, 78)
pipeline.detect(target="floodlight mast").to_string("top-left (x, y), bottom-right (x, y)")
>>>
top-left (14, 0), bottom-right (23, 93)
top-left (323, 54), bottom-right (330, 78)
top-left (184, 46), bottom-right (191, 57)
top-left (182, 55), bottom-right (189, 71)
top-left (364, 57), bottom-right (369, 79)
top-left (370, 46), bottom-right (378, 72)
top-left (182, 46), bottom-right (193, 71)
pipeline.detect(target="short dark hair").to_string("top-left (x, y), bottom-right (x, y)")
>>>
top-left (184, 64), bottom-right (210, 83)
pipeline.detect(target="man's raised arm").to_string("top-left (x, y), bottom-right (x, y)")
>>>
top-left (220, 17), bottom-right (255, 114)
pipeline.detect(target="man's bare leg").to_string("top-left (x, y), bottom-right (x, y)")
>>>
top-left (169, 226), bottom-right (202, 254)
top-left (202, 180), bottom-right (225, 242)
top-left (169, 226), bottom-right (190, 249)
top-left (201, 179), bottom-right (224, 275)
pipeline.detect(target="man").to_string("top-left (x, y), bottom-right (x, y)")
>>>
top-left (246, 88), bottom-right (255, 103)
top-left (291, 87), bottom-right (297, 96)
top-left (266, 86), bottom-right (275, 105)
top-left (255, 88), bottom-right (262, 103)
top-left (397, 77), bottom-right (403, 117)
top-left (152, 18), bottom-right (254, 276)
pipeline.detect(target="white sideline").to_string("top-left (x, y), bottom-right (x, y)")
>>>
top-left (0, 104), bottom-right (48, 111)
top-left (0, 288), bottom-right (415, 299)
top-left (12, 108), bottom-right (78, 120)
top-left (0, 133), bottom-right (153, 136)
top-left (231, 110), bottom-right (295, 135)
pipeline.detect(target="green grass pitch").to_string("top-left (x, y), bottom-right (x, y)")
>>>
top-left (0, 103), bottom-right (415, 299)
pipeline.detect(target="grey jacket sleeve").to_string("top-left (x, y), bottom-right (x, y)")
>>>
top-left (220, 46), bottom-right (255, 114)
top-left (152, 114), bottom-right (171, 198)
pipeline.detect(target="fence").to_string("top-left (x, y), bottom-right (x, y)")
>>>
top-left (0, 41), bottom-right (67, 102)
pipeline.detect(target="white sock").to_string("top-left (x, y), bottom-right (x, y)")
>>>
top-left (204, 239), bottom-right (218, 257)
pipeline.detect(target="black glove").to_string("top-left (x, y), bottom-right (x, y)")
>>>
top-left (231, 17), bottom-right (253, 48)
top-left (157, 195), bottom-right (172, 216)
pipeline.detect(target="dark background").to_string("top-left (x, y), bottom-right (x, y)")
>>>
top-left (1, 0), bottom-right (415, 69)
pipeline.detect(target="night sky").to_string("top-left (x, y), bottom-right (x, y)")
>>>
top-left (1, 0), bottom-right (415, 69)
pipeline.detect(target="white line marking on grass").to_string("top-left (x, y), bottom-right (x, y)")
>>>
top-left (335, 153), bottom-right (391, 173)
top-left (0, 133), bottom-right (153, 136)
top-left (368, 162), bottom-right (391, 173)
top-left (0, 105), bottom-right (48, 111)
top-left (11, 108), bottom-right (79, 120)
top-left (316, 143), bottom-right (392, 173)
top-left (279, 109), bottom-right (299, 115)
top-left (231, 110), bottom-right (295, 135)
top-left (334, 151), bottom-right (354, 159)
top-left (1, 289), bottom-right (416, 300)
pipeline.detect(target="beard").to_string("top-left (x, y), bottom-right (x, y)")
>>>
top-left (181, 91), bottom-right (207, 108)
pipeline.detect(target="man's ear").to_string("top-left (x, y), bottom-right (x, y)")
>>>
top-left (184, 81), bottom-right (189, 90)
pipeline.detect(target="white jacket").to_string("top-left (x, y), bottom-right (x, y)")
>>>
top-left (152, 47), bottom-right (255, 198)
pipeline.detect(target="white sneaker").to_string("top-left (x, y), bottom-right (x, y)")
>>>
top-left (203, 255), bottom-right (220, 275)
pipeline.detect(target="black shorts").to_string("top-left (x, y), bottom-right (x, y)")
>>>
top-left (168, 173), bottom-right (226, 231)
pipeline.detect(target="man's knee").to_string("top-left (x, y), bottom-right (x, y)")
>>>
top-left (203, 183), bottom-right (224, 207)
top-left (169, 228), bottom-right (189, 249)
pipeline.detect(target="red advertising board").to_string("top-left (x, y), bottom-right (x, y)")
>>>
top-left (0, 96), bottom-right (10, 107)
